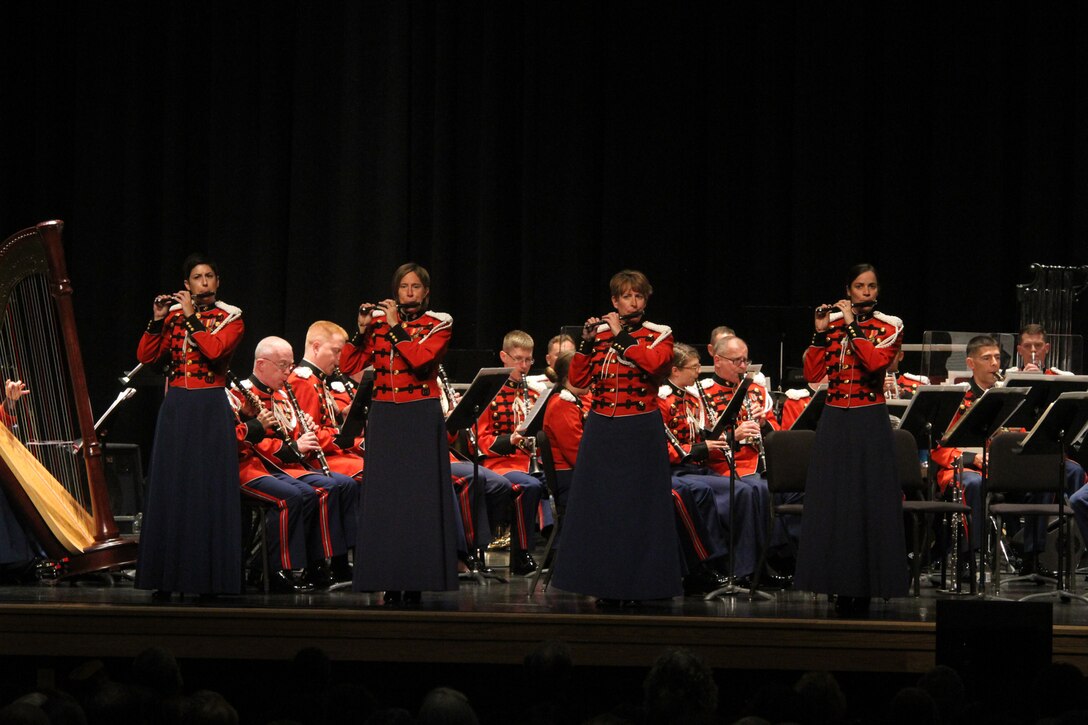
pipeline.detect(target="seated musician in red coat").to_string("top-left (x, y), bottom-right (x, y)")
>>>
top-left (474, 330), bottom-right (547, 576)
top-left (233, 337), bottom-right (358, 590)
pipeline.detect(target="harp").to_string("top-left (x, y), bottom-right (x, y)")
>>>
top-left (0, 220), bottom-right (137, 576)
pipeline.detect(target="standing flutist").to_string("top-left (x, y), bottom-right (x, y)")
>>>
top-left (135, 254), bottom-right (244, 600)
top-left (339, 263), bottom-right (458, 606)
top-left (551, 270), bottom-right (681, 606)
top-left (792, 263), bottom-right (906, 615)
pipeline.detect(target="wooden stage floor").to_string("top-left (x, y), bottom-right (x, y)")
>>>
top-left (2, 555), bottom-right (1088, 676)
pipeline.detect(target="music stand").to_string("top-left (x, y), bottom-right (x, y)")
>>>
top-left (1015, 392), bottom-right (1088, 605)
top-left (896, 386), bottom-right (976, 592)
top-left (446, 367), bottom-right (512, 584)
top-left (333, 369), bottom-right (373, 450)
top-left (1001, 374), bottom-right (1088, 430)
top-left (699, 374), bottom-right (774, 602)
top-left (517, 384), bottom-right (557, 439)
top-left (942, 387), bottom-right (1029, 595)
top-left (897, 386), bottom-right (967, 451)
top-left (787, 385), bottom-right (828, 431)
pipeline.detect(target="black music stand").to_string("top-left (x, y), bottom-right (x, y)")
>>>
top-left (897, 386), bottom-right (968, 451)
top-left (517, 384), bottom-right (557, 440)
top-left (896, 386), bottom-right (977, 591)
top-left (942, 387), bottom-right (1029, 596)
top-left (1002, 374), bottom-right (1088, 430)
top-left (446, 367), bottom-right (512, 584)
top-left (333, 369), bottom-right (374, 450)
top-left (697, 375), bottom-right (774, 602)
top-left (1015, 392), bottom-right (1088, 605)
top-left (787, 385), bottom-right (828, 431)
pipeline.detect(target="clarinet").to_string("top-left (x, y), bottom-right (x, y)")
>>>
top-left (438, 364), bottom-right (480, 456)
top-left (741, 388), bottom-right (769, 475)
top-left (949, 454), bottom-right (965, 592)
top-left (227, 371), bottom-right (306, 462)
top-left (696, 381), bottom-right (720, 438)
top-left (663, 421), bottom-right (689, 462)
top-left (332, 365), bottom-right (357, 401)
top-left (283, 382), bottom-right (333, 477)
top-left (519, 377), bottom-right (543, 476)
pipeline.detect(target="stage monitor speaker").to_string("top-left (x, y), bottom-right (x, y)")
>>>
top-left (936, 599), bottom-right (1051, 699)
top-left (102, 443), bottom-right (145, 524)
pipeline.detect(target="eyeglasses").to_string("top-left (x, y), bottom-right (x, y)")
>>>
top-left (681, 363), bottom-right (701, 372)
top-left (716, 355), bottom-right (750, 366)
top-left (260, 358), bottom-right (295, 372)
top-left (505, 354), bottom-right (534, 365)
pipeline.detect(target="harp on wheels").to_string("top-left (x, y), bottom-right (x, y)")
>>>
top-left (0, 220), bottom-right (137, 577)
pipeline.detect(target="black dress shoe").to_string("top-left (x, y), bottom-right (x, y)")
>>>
top-left (683, 565), bottom-right (727, 595)
top-left (269, 570), bottom-right (314, 593)
top-left (151, 590), bottom-right (173, 603)
top-left (305, 561), bottom-right (335, 590)
top-left (759, 563), bottom-right (793, 589)
top-left (330, 557), bottom-right (353, 583)
top-left (382, 591), bottom-right (402, 607)
top-left (510, 550), bottom-right (538, 576)
top-left (402, 590), bottom-right (421, 607)
top-left (458, 551), bottom-right (480, 573)
top-left (472, 548), bottom-right (495, 573)
top-left (1020, 556), bottom-right (1057, 579)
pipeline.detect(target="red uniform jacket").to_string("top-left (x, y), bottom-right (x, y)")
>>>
top-left (930, 380), bottom-right (986, 495)
top-left (699, 376), bottom-right (778, 478)
top-left (657, 381), bottom-right (712, 466)
top-left (137, 301), bottom-right (244, 389)
top-left (228, 378), bottom-right (335, 482)
top-left (571, 320), bottom-right (673, 417)
top-left (475, 377), bottom-right (546, 475)
top-left (0, 402), bottom-right (14, 429)
top-left (892, 372), bottom-right (930, 399)
top-left (542, 388), bottom-right (589, 471)
top-left (780, 387), bottom-right (813, 430)
top-left (338, 309), bottom-right (451, 404)
top-left (287, 362), bottom-right (364, 477)
top-left (804, 310), bottom-right (902, 408)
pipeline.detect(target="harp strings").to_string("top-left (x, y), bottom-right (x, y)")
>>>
top-left (0, 272), bottom-right (91, 513)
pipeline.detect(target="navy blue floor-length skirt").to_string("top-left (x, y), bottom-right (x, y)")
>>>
top-left (793, 404), bottom-right (908, 599)
top-left (552, 410), bottom-right (682, 601)
top-left (135, 387), bottom-right (241, 594)
top-left (353, 399), bottom-right (459, 592)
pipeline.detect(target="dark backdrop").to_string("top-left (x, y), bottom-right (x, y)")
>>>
top-left (2, 2), bottom-right (1087, 452)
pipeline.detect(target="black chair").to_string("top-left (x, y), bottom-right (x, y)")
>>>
top-left (986, 430), bottom-right (1080, 600)
top-left (241, 496), bottom-right (272, 593)
top-left (893, 429), bottom-right (973, 596)
top-left (749, 430), bottom-right (811, 593)
top-left (529, 429), bottom-right (563, 596)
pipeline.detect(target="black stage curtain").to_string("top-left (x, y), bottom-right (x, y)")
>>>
top-left (1, 3), bottom-right (1087, 449)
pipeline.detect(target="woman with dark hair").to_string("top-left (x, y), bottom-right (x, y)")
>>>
top-left (340, 263), bottom-right (458, 606)
top-left (551, 270), bottom-right (681, 605)
top-left (793, 263), bottom-right (907, 614)
top-left (135, 254), bottom-right (244, 599)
